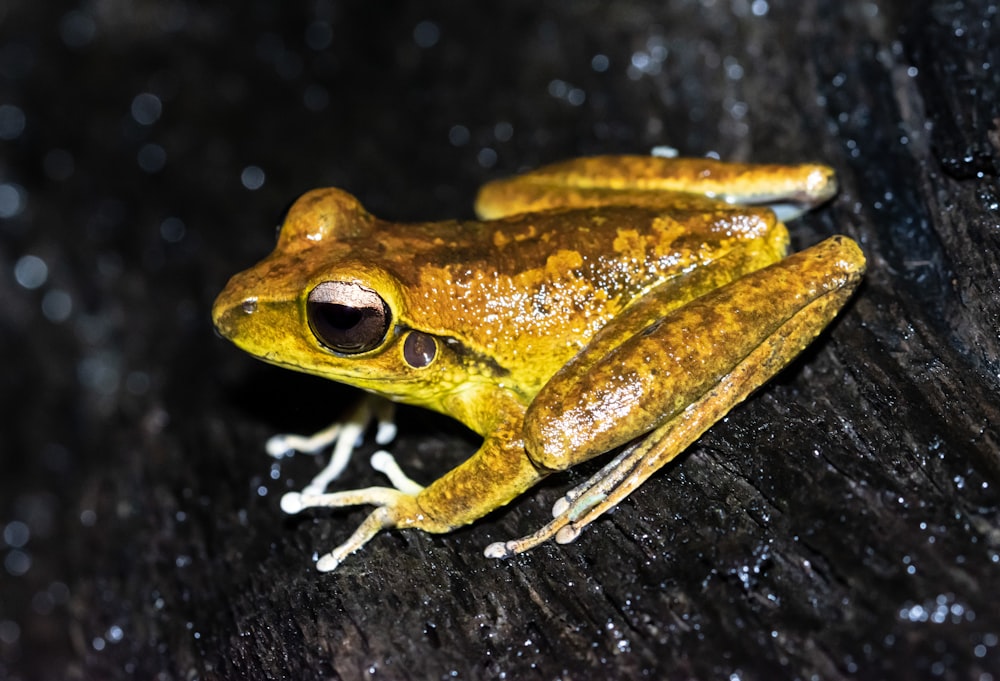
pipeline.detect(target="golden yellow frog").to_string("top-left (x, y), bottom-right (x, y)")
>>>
top-left (212, 155), bottom-right (865, 572)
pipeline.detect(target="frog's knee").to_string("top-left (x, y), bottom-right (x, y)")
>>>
top-left (526, 443), bottom-right (567, 472)
top-left (523, 417), bottom-right (587, 471)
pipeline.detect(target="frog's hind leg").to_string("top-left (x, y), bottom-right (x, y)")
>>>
top-left (485, 324), bottom-right (808, 561)
top-left (486, 235), bottom-right (865, 559)
top-left (485, 360), bottom-right (754, 558)
top-left (484, 441), bottom-right (645, 557)
top-left (474, 155), bottom-right (837, 220)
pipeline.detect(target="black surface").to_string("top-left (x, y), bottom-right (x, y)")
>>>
top-left (2, 1), bottom-right (999, 679)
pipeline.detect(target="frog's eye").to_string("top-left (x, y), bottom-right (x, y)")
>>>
top-left (307, 281), bottom-right (390, 354)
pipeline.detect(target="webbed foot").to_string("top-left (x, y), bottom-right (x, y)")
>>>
top-left (282, 486), bottom-right (425, 571)
top-left (483, 439), bottom-right (648, 559)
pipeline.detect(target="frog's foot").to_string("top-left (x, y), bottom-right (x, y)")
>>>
top-left (267, 395), bottom-right (396, 496)
top-left (280, 451), bottom-right (427, 571)
top-left (483, 440), bottom-right (649, 559)
top-left (281, 486), bottom-right (428, 572)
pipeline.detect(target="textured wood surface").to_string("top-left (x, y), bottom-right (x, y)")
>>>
top-left (2, 2), bottom-right (998, 679)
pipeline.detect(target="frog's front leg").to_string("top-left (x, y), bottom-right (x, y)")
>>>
top-left (486, 235), bottom-right (866, 558)
top-left (283, 394), bottom-right (546, 571)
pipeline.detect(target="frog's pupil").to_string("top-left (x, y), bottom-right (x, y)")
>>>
top-left (320, 304), bottom-right (362, 330)
top-left (307, 281), bottom-right (390, 354)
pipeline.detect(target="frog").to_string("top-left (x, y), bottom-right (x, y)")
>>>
top-left (212, 154), bottom-right (866, 572)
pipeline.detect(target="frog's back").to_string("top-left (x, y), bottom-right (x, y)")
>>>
top-left (376, 203), bottom-right (785, 379)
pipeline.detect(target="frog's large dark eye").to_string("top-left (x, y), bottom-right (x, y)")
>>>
top-left (307, 281), bottom-right (390, 354)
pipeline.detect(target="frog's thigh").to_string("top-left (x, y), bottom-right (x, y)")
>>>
top-left (524, 235), bottom-right (866, 471)
top-left (475, 155), bottom-right (836, 219)
top-left (545, 229), bottom-right (787, 387)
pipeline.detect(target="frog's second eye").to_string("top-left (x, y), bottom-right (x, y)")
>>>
top-left (307, 281), bottom-right (391, 354)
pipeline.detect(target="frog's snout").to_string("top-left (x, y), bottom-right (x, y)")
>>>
top-left (212, 275), bottom-right (258, 341)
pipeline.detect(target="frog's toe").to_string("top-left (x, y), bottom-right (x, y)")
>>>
top-left (316, 505), bottom-right (398, 572)
top-left (482, 502), bottom-right (597, 560)
top-left (483, 540), bottom-right (517, 559)
top-left (266, 435), bottom-right (300, 458)
top-left (283, 486), bottom-right (408, 514)
top-left (481, 513), bottom-right (576, 559)
top-left (551, 490), bottom-right (607, 520)
top-left (280, 491), bottom-right (306, 514)
top-left (484, 447), bottom-right (642, 559)
top-left (550, 494), bottom-right (573, 517)
top-left (555, 525), bottom-right (583, 544)
top-left (370, 450), bottom-right (425, 495)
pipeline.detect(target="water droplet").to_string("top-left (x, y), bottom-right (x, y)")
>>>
top-left (160, 217), bottom-right (186, 243)
top-left (0, 183), bottom-right (26, 218)
top-left (0, 620), bottom-right (20, 645)
top-left (413, 20), bottom-right (440, 49)
top-left (0, 104), bottom-right (26, 140)
top-left (4, 549), bottom-right (31, 576)
top-left (477, 147), bottom-right (497, 168)
top-left (59, 10), bottom-right (97, 48)
top-left (241, 165), bottom-right (266, 190)
top-left (494, 121), bottom-right (513, 142)
top-left (42, 289), bottom-right (73, 322)
top-left (305, 21), bottom-right (333, 51)
top-left (448, 124), bottom-right (470, 147)
top-left (3, 521), bottom-right (30, 548)
top-left (137, 143), bottom-right (166, 173)
top-left (131, 93), bottom-right (162, 125)
top-left (14, 254), bottom-right (47, 289)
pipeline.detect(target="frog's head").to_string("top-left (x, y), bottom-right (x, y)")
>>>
top-left (213, 188), bottom-right (481, 407)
